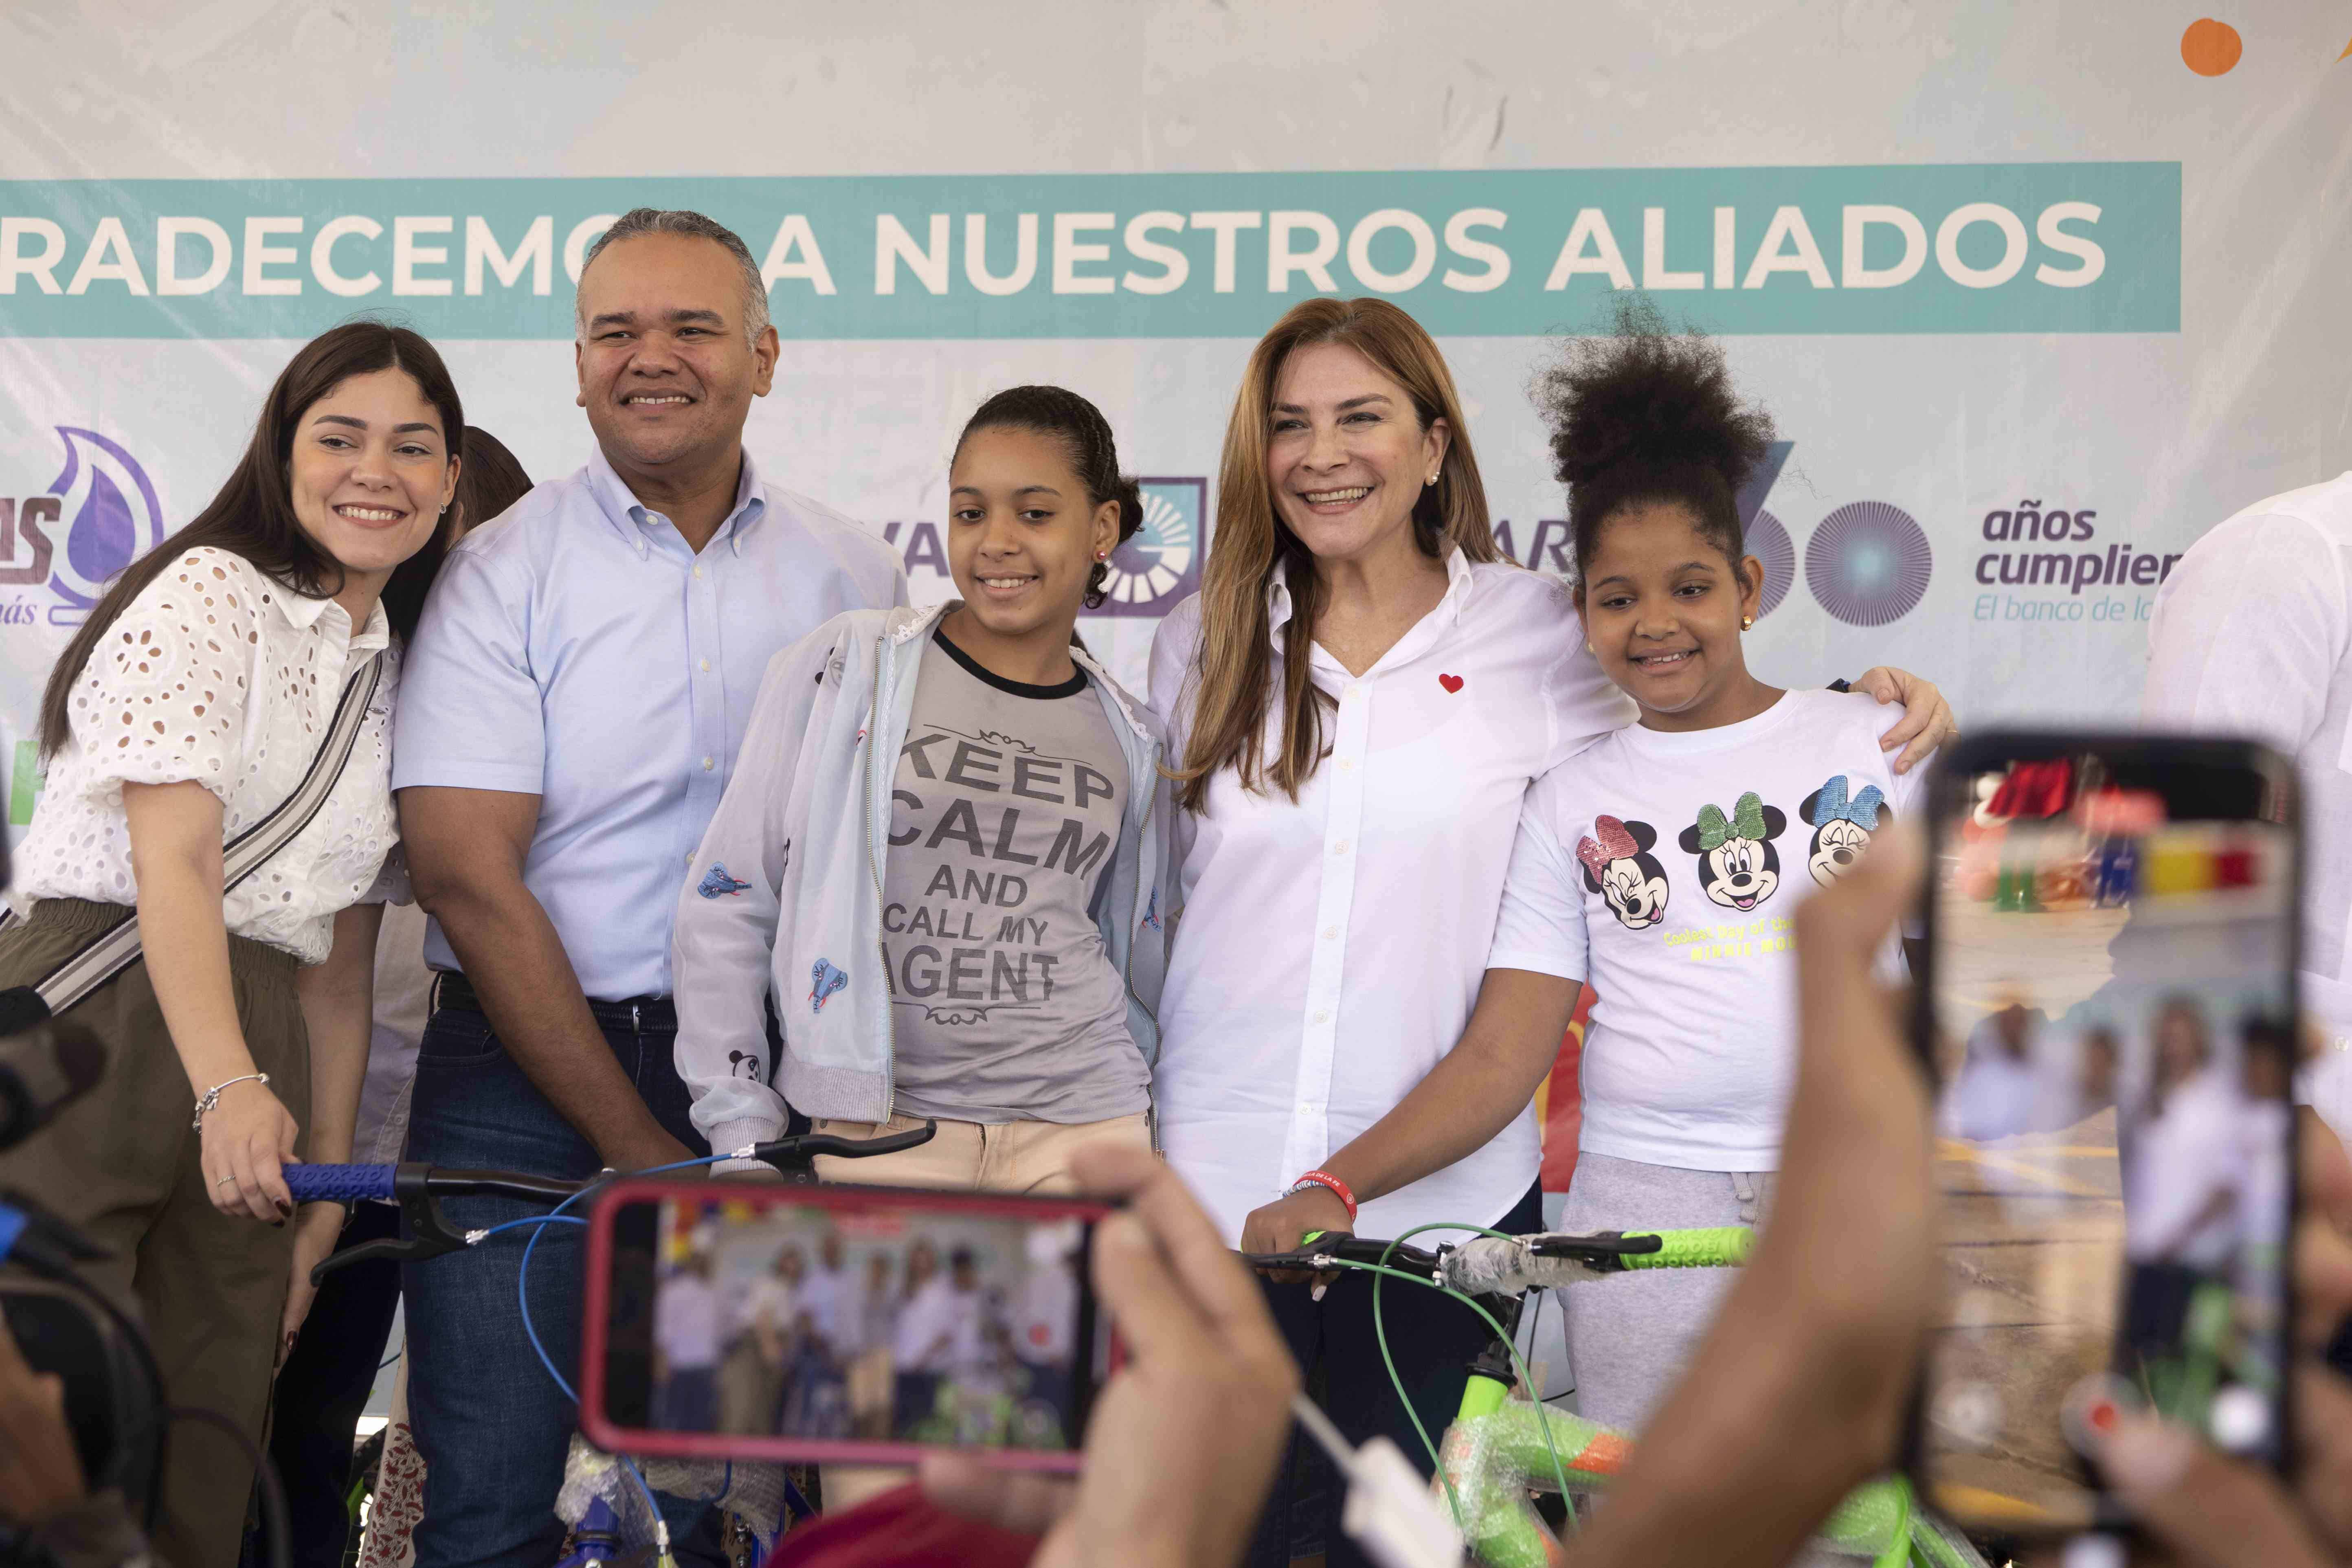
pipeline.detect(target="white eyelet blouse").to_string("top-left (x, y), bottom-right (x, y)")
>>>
top-left (12, 545), bottom-right (403, 966)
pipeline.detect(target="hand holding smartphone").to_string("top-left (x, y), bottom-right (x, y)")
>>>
top-left (582, 1181), bottom-right (1112, 1471)
top-left (1913, 733), bottom-right (2301, 1543)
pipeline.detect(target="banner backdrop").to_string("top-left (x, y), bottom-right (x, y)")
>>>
top-left (2, 1), bottom-right (2346, 852)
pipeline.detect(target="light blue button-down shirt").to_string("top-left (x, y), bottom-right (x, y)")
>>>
top-left (393, 444), bottom-right (907, 998)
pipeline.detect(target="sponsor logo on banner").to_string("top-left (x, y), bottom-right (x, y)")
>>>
top-left (1495, 440), bottom-right (1935, 629)
top-left (1096, 478), bottom-right (1203, 617)
top-left (1806, 502), bottom-right (1935, 628)
top-left (2, 426), bottom-right (168, 626)
top-left (1971, 498), bottom-right (2176, 626)
top-left (2, 427), bottom-right (169, 827)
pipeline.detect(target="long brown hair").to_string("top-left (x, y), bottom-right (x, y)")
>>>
top-left (1168, 298), bottom-right (1498, 810)
top-left (37, 322), bottom-right (463, 758)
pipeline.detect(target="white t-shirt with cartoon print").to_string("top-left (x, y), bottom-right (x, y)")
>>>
top-left (1489, 689), bottom-right (1924, 1171)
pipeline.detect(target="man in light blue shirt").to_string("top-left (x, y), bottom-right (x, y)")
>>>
top-left (392, 209), bottom-right (904, 1568)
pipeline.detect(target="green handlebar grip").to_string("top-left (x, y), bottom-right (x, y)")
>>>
top-left (1618, 1226), bottom-right (1755, 1269)
top-left (1300, 1229), bottom-right (1326, 1245)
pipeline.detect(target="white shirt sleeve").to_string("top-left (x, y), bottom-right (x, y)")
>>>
top-left (71, 548), bottom-right (264, 804)
top-left (673, 632), bottom-right (832, 1157)
top-left (1147, 597), bottom-right (1206, 923)
top-left (1539, 634), bottom-right (1639, 774)
top-left (1485, 777), bottom-right (1590, 982)
top-left (2143, 511), bottom-right (2349, 753)
top-left (392, 547), bottom-right (546, 795)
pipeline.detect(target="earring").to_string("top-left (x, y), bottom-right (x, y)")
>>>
top-left (1096, 549), bottom-right (1109, 561)
top-left (1741, 615), bottom-right (1754, 630)
top-left (1426, 473), bottom-right (1440, 486)
top-left (1584, 641), bottom-right (1594, 653)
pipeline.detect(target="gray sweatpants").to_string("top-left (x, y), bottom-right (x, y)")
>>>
top-left (1557, 1149), bottom-right (1776, 1433)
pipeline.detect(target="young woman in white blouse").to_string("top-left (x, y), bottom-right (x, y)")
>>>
top-left (0, 323), bottom-right (461, 1567)
top-left (1146, 297), bottom-right (1953, 1567)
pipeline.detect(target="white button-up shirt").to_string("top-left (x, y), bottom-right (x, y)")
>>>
top-left (1147, 549), bottom-right (1634, 1245)
top-left (15, 546), bottom-right (399, 964)
top-left (393, 446), bottom-right (905, 999)
top-left (2143, 470), bottom-right (2352, 1138)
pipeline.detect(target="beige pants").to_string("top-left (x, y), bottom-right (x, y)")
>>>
top-left (0, 898), bottom-right (309, 1568)
top-left (810, 1109), bottom-right (1151, 1194)
top-left (814, 1109), bottom-right (1149, 1510)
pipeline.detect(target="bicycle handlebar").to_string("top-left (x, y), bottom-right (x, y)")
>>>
top-left (291, 1121), bottom-right (940, 1285)
top-left (282, 1122), bottom-right (941, 1206)
top-left (1239, 1225), bottom-right (1756, 1296)
top-left (1601, 1225), bottom-right (1752, 1271)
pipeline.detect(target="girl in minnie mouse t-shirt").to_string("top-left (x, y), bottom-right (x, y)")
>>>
top-left (1477, 302), bottom-right (1933, 1439)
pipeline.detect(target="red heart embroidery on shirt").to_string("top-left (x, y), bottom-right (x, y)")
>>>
top-left (1438, 673), bottom-right (1465, 694)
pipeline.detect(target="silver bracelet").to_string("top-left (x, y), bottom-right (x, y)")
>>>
top-left (192, 1071), bottom-right (270, 1133)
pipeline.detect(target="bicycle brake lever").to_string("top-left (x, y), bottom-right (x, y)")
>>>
top-left (1524, 1230), bottom-right (1663, 1269)
top-left (749, 1119), bottom-right (938, 1169)
top-left (308, 1162), bottom-right (470, 1287)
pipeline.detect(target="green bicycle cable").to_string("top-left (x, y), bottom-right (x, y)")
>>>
top-left (1384, 1222), bottom-right (1579, 1523)
top-left (1331, 1256), bottom-right (1574, 1533)
top-left (1293, 1221), bottom-right (1577, 1533)
top-left (1343, 1255), bottom-right (1468, 1530)
top-left (1292, 1222), bottom-right (1745, 1550)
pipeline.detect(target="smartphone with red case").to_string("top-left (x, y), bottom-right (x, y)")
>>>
top-left (581, 1179), bottom-right (1113, 1471)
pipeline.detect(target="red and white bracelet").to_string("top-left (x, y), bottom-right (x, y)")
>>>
top-left (1288, 1168), bottom-right (1358, 1223)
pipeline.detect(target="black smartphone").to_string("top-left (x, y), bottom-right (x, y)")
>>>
top-left (581, 1179), bottom-right (1111, 1471)
top-left (1910, 732), bottom-right (2299, 1541)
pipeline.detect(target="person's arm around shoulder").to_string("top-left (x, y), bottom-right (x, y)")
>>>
top-left (395, 544), bottom-right (690, 1173)
top-left (675, 630), bottom-right (836, 1175)
top-left (1845, 667), bottom-right (1957, 775)
top-left (1240, 777), bottom-right (1588, 1256)
top-left (2144, 509), bottom-right (2348, 753)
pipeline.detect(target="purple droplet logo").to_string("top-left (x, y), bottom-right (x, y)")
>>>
top-left (65, 467), bottom-right (137, 587)
top-left (1804, 501), bottom-right (1933, 628)
top-left (43, 428), bottom-right (165, 614)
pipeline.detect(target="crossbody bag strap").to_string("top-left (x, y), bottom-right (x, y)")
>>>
top-left (2, 649), bottom-right (385, 1024)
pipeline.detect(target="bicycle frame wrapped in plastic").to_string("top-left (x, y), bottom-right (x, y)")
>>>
top-left (1434, 1401), bottom-right (1989, 1568)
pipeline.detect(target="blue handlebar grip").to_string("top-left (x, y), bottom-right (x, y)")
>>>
top-left (283, 1163), bottom-right (398, 1203)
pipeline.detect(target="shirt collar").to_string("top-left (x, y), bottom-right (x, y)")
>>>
top-left (272, 583), bottom-right (391, 651)
top-left (585, 443), bottom-right (769, 558)
top-left (1265, 544), bottom-right (1475, 656)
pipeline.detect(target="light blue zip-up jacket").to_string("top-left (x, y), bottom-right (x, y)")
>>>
top-left (673, 602), bottom-right (1168, 1164)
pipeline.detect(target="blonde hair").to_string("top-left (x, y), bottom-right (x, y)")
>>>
top-left (1168, 298), bottom-right (1498, 810)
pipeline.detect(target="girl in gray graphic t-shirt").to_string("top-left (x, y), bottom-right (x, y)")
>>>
top-left (674, 386), bottom-right (1170, 1216)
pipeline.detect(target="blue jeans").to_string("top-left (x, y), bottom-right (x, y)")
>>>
top-left (401, 992), bottom-right (725, 1568)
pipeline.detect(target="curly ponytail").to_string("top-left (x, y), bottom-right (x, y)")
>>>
top-left (1532, 296), bottom-right (1774, 581)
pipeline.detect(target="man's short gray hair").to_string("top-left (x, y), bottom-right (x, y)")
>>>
top-left (574, 208), bottom-right (771, 346)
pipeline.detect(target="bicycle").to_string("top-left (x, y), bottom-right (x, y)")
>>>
top-left (284, 1122), bottom-right (940, 1568)
top-left (1244, 1226), bottom-right (1988, 1568)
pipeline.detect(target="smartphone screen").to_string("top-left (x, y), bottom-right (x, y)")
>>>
top-left (582, 1181), bottom-right (1107, 1469)
top-left (1917, 736), bottom-right (2298, 1537)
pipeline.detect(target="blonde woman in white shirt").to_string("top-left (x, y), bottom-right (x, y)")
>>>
top-left (1147, 296), bottom-right (1952, 1568)
top-left (0, 323), bottom-right (460, 1568)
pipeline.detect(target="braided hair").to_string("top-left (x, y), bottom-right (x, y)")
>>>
top-left (1534, 296), bottom-right (1775, 581)
top-left (953, 386), bottom-right (1143, 608)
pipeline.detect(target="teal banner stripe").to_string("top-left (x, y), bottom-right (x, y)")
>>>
top-left (0, 165), bottom-right (2179, 340)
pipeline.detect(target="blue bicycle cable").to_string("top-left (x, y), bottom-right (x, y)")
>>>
top-left (506, 1151), bottom-right (816, 1532)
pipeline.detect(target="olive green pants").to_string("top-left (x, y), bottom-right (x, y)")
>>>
top-left (0, 898), bottom-right (310, 1568)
